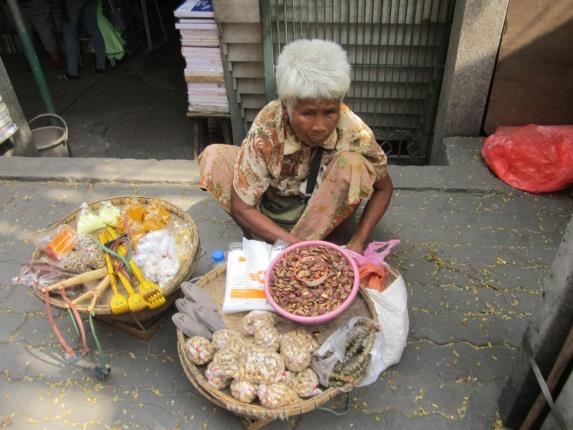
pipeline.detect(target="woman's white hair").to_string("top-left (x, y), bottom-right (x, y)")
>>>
top-left (275, 39), bottom-right (351, 108)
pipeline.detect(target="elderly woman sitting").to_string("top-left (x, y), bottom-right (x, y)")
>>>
top-left (198, 39), bottom-right (392, 254)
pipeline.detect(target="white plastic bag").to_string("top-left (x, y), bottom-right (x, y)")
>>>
top-left (312, 269), bottom-right (408, 388)
top-left (222, 238), bottom-right (285, 314)
top-left (367, 268), bottom-right (409, 372)
top-left (312, 317), bottom-right (382, 389)
top-left (133, 229), bottom-right (180, 288)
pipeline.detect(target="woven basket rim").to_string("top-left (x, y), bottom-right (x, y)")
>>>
top-left (30, 195), bottom-right (200, 315)
top-left (176, 264), bottom-right (379, 421)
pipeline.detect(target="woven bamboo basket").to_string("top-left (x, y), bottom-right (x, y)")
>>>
top-left (176, 264), bottom-right (378, 429)
top-left (31, 196), bottom-right (200, 323)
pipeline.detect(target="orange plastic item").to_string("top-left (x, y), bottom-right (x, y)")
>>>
top-left (124, 204), bottom-right (145, 222)
top-left (359, 263), bottom-right (389, 292)
top-left (44, 225), bottom-right (76, 260)
top-left (142, 217), bottom-right (167, 232)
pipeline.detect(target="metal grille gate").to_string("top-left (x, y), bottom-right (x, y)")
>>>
top-left (260, 0), bottom-right (455, 164)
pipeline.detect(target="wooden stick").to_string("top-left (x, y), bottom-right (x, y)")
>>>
top-left (72, 275), bottom-right (111, 312)
top-left (42, 268), bottom-right (107, 292)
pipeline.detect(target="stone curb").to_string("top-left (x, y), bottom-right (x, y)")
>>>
top-left (0, 137), bottom-right (511, 193)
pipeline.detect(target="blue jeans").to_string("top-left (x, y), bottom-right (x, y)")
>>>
top-left (63, 0), bottom-right (106, 76)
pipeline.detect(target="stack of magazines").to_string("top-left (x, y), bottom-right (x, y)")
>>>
top-left (174, 0), bottom-right (229, 114)
top-left (0, 95), bottom-right (17, 144)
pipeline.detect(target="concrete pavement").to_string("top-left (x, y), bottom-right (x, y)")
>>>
top-left (0, 138), bottom-right (571, 429)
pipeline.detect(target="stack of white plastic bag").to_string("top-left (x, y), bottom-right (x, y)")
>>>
top-left (222, 238), bottom-right (285, 314)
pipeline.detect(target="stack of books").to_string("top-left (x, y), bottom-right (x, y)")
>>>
top-left (174, 0), bottom-right (229, 114)
top-left (0, 96), bottom-right (17, 144)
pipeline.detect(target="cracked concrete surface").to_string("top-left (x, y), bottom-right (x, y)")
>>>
top-left (0, 142), bottom-right (571, 429)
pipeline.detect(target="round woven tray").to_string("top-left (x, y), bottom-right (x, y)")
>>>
top-left (31, 196), bottom-right (200, 322)
top-left (176, 264), bottom-right (378, 428)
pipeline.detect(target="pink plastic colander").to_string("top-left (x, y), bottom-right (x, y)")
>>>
top-left (264, 240), bottom-right (360, 326)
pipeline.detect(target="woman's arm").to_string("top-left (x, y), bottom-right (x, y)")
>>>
top-left (231, 188), bottom-right (300, 245)
top-left (346, 173), bottom-right (393, 254)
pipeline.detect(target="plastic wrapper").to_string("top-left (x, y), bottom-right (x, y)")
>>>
top-left (98, 201), bottom-right (120, 227)
top-left (291, 369), bottom-right (322, 398)
top-left (133, 230), bottom-right (179, 288)
top-left (185, 336), bottom-right (215, 366)
top-left (60, 251), bottom-right (90, 273)
top-left (312, 317), bottom-right (382, 389)
top-left (230, 380), bottom-right (257, 403)
top-left (253, 324), bottom-right (280, 352)
top-left (142, 201), bottom-right (170, 231)
top-left (211, 329), bottom-right (247, 353)
top-left (123, 199), bottom-right (146, 222)
top-left (74, 235), bottom-right (106, 269)
top-left (280, 336), bottom-right (311, 372)
top-left (122, 217), bottom-right (146, 246)
top-left (257, 383), bottom-right (300, 409)
top-left (11, 261), bottom-right (69, 289)
top-left (482, 125), bottom-right (573, 193)
top-left (204, 367), bottom-right (231, 390)
top-left (207, 348), bottom-right (242, 379)
top-left (172, 221), bottom-right (194, 263)
top-left (238, 348), bottom-right (284, 384)
top-left (280, 329), bottom-right (318, 353)
top-left (77, 203), bottom-right (106, 235)
top-left (34, 224), bottom-right (76, 260)
top-left (242, 310), bottom-right (277, 336)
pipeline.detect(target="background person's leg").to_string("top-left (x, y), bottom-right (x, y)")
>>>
top-left (80, 0), bottom-right (106, 71)
top-left (292, 152), bottom-right (377, 241)
top-left (23, 0), bottom-right (60, 62)
top-left (62, 0), bottom-right (85, 77)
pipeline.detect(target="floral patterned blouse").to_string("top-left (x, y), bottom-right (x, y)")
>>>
top-left (233, 100), bottom-right (388, 206)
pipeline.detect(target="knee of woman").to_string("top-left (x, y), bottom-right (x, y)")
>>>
top-left (198, 144), bottom-right (236, 164)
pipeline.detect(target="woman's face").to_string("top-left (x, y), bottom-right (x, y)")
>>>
top-left (288, 98), bottom-right (340, 147)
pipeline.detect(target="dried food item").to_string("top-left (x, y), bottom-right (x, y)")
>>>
top-left (242, 310), bottom-right (277, 336)
top-left (328, 319), bottom-right (378, 387)
top-left (238, 348), bottom-right (285, 384)
top-left (60, 251), bottom-right (90, 273)
top-left (211, 329), bottom-right (247, 353)
top-left (230, 380), bottom-right (257, 403)
top-left (280, 329), bottom-right (318, 353)
top-left (185, 336), bottom-right (215, 366)
top-left (257, 383), bottom-right (300, 409)
top-left (207, 348), bottom-right (242, 379)
top-left (75, 235), bottom-right (106, 269)
top-left (205, 369), bottom-right (231, 390)
top-left (269, 245), bottom-right (354, 316)
top-left (253, 324), bottom-right (280, 351)
top-left (280, 337), bottom-right (311, 372)
top-left (291, 369), bottom-right (321, 398)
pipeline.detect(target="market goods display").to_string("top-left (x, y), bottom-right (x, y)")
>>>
top-left (230, 380), bottom-right (258, 403)
top-left (313, 318), bottom-right (380, 388)
top-left (17, 197), bottom-right (199, 318)
top-left (176, 264), bottom-right (379, 428)
top-left (267, 243), bottom-right (356, 317)
top-left (185, 336), bottom-right (215, 365)
top-left (291, 368), bottom-right (321, 398)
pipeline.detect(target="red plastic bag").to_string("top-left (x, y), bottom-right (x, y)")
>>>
top-left (482, 125), bottom-right (573, 193)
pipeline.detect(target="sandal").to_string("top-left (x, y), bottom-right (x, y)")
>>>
top-left (175, 298), bottom-right (226, 332)
top-left (180, 281), bottom-right (218, 311)
top-left (171, 312), bottom-right (212, 339)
